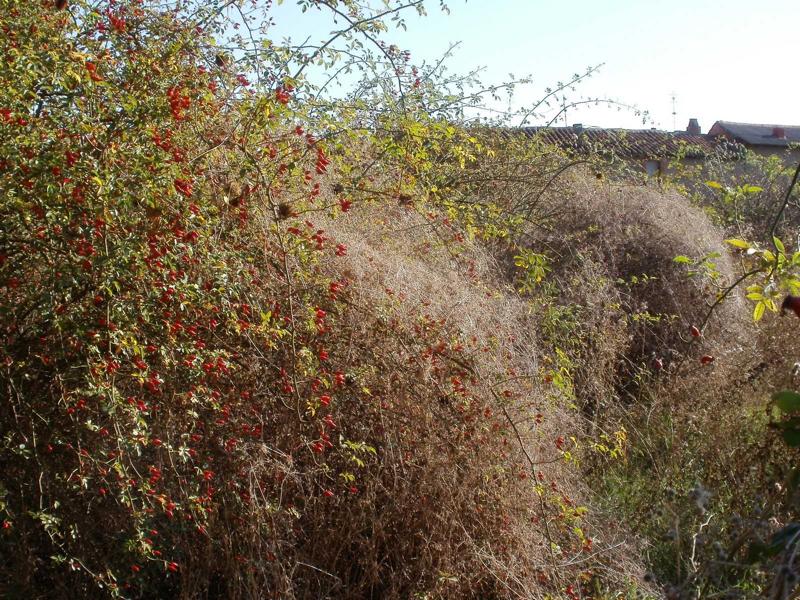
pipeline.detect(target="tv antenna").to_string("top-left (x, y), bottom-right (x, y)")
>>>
top-left (671, 93), bottom-right (677, 130)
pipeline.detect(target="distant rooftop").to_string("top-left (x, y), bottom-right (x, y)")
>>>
top-left (509, 124), bottom-right (719, 160)
top-left (507, 119), bottom-right (800, 161)
top-left (707, 121), bottom-right (800, 147)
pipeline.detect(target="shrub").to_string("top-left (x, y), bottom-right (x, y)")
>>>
top-left (0, 2), bottom-right (643, 598)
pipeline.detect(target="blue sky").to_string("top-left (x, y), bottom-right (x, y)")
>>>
top-left (267, 0), bottom-right (800, 132)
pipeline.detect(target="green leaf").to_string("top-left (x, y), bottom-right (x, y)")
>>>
top-left (769, 523), bottom-right (800, 552)
top-left (705, 180), bottom-right (723, 189)
top-left (743, 542), bottom-right (764, 564)
top-left (773, 390), bottom-right (800, 414)
top-left (783, 429), bottom-right (800, 447)
top-left (673, 255), bottom-right (692, 264)
top-left (788, 468), bottom-right (800, 492)
top-left (774, 237), bottom-right (786, 254)
top-left (747, 524), bottom-right (800, 564)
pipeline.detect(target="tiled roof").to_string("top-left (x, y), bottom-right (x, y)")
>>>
top-left (508, 126), bottom-right (720, 160)
top-left (708, 121), bottom-right (800, 147)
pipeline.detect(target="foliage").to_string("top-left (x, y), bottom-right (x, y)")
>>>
top-left (668, 146), bottom-right (796, 238)
top-left (5, 1), bottom-right (798, 598)
top-left (0, 1), bottom-right (637, 598)
top-left (597, 139), bottom-right (800, 597)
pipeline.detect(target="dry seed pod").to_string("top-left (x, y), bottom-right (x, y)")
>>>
top-left (145, 204), bottom-right (163, 220)
top-left (277, 202), bottom-right (294, 220)
top-left (225, 180), bottom-right (243, 199)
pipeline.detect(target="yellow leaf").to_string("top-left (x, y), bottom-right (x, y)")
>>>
top-left (724, 238), bottom-right (750, 250)
top-left (754, 301), bottom-right (766, 322)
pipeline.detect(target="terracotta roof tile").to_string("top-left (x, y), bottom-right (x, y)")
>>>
top-left (506, 126), bottom-right (721, 159)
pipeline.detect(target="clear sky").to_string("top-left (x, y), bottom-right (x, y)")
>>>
top-left (267, 0), bottom-right (800, 132)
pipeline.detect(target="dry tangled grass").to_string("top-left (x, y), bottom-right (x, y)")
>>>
top-left (278, 197), bottom-right (652, 598)
top-left (164, 167), bottom-right (796, 598)
top-left (524, 173), bottom-right (800, 597)
top-left (5, 0), bottom-right (797, 596)
top-left (214, 151), bottom-right (796, 599)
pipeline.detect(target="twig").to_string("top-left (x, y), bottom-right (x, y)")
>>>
top-left (767, 160), bottom-right (800, 245)
top-left (698, 267), bottom-right (763, 332)
top-left (689, 513), bottom-right (714, 572)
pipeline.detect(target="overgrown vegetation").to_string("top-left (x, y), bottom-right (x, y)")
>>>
top-left (2, 1), bottom-right (800, 599)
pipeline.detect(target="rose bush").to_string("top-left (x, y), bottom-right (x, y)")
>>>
top-left (0, 2), bottom-right (628, 598)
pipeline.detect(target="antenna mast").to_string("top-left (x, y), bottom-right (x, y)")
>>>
top-left (671, 93), bottom-right (677, 130)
